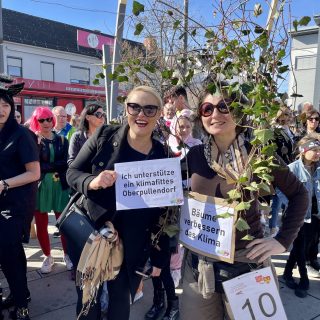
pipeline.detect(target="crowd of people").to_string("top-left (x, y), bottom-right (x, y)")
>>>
top-left (0, 73), bottom-right (318, 320)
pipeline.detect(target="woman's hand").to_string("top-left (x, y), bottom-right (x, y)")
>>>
top-left (88, 170), bottom-right (117, 190)
top-left (151, 266), bottom-right (162, 277)
top-left (246, 237), bottom-right (286, 263)
top-left (0, 182), bottom-right (4, 195)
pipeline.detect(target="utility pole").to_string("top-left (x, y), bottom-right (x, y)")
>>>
top-left (102, 44), bottom-right (112, 124)
top-left (266, 0), bottom-right (279, 34)
top-left (183, 0), bottom-right (189, 77)
top-left (313, 15), bottom-right (320, 110)
top-left (0, 0), bottom-right (4, 74)
top-left (109, 0), bottom-right (127, 121)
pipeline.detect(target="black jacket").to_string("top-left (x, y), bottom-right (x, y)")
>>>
top-left (67, 124), bottom-right (171, 297)
top-left (39, 132), bottom-right (69, 189)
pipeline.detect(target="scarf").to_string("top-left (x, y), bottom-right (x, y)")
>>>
top-left (76, 221), bottom-right (123, 318)
top-left (204, 134), bottom-right (248, 184)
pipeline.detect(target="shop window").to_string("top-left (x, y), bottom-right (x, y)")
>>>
top-left (70, 66), bottom-right (90, 85)
top-left (7, 57), bottom-right (22, 77)
top-left (41, 62), bottom-right (54, 81)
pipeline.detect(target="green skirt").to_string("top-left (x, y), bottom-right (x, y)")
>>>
top-left (37, 173), bottom-right (69, 213)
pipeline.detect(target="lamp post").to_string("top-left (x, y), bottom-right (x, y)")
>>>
top-left (313, 15), bottom-right (320, 110)
top-left (0, 0), bottom-right (4, 74)
top-left (109, 0), bottom-right (127, 121)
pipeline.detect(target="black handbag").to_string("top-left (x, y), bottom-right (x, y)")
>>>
top-left (56, 192), bottom-right (95, 265)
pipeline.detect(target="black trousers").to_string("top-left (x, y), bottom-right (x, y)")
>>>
top-left (305, 215), bottom-right (320, 262)
top-left (0, 215), bottom-right (29, 308)
top-left (285, 223), bottom-right (309, 279)
top-left (152, 263), bottom-right (176, 301)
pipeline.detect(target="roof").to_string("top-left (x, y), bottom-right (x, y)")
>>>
top-left (289, 25), bottom-right (319, 37)
top-left (2, 8), bottom-right (140, 58)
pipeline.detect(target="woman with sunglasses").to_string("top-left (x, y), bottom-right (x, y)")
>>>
top-left (67, 86), bottom-right (171, 320)
top-left (29, 107), bottom-right (72, 274)
top-left (68, 104), bottom-right (106, 165)
top-left (180, 80), bottom-right (308, 320)
top-left (0, 78), bottom-right (40, 320)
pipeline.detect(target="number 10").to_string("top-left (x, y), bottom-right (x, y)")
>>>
top-left (242, 292), bottom-right (277, 319)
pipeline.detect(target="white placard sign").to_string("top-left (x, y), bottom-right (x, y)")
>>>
top-left (223, 266), bottom-right (287, 320)
top-left (179, 192), bottom-right (237, 263)
top-left (115, 158), bottom-right (184, 210)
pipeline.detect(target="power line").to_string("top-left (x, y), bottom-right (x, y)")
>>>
top-left (30, 0), bottom-right (119, 15)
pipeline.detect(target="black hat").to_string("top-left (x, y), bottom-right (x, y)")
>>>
top-left (0, 74), bottom-right (24, 96)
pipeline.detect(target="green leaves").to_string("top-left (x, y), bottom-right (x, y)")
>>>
top-left (205, 29), bottom-right (215, 39)
top-left (235, 201), bottom-right (252, 211)
top-left (253, 3), bottom-right (263, 17)
top-left (241, 234), bottom-right (255, 241)
top-left (134, 23), bottom-right (144, 36)
top-left (216, 212), bottom-right (234, 219)
top-left (254, 129), bottom-right (274, 144)
top-left (227, 189), bottom-right (241, 200)
top-left (163, 224), bottom-right (180, 238)
top-left (161, 69), bottom-right (174, 79)
top-left (235, 217), bottom-right (250, 231)
top-left (132, 1), bottom-right (144, 16)
top-left (293, 16), bottom-right (311, 31)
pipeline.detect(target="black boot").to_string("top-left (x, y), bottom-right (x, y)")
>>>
top-left (9, 307), bottom-right (30, 320)
top-left (162, 298), bottom-right (179, 320)
top-left (295, 277), bottom-right (309, 298)
top-left (3, 293), bottom-right (31, 309)
top-left (145, 289), bottom-right (165, 319)
top-left (282, 273), bottom-right (297, 290)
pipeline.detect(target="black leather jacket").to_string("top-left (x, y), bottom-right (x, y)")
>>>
top-left (39, 132), bottom-right (69, 189)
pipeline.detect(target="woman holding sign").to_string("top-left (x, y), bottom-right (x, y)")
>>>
top-left (67, 86), bottom-right (171, 320)
top-left (180, 78), bottom-right (308, 320)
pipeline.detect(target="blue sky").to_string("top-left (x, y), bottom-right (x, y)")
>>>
top-left (3, 0), bottom-right (320, 40)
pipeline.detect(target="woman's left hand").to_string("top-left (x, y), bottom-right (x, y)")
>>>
top-left (151, 266), bottom-right (162, 277)
top-left (246, 237), bottom-right (286, 263)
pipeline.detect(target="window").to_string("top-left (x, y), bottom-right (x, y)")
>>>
top-left (41, 62), bottom-right (54, 81)
top-left (7, 57), bottom-right (22, 77)
top-left (295, 55), bottom-right (317, 70)
top-left (70, 66), bottom-right (90, 85)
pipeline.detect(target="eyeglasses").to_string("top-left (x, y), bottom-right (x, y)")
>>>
top-left (93, 111), bottom-right (106, 119)
top-left (127, 103), bottom-right (159, 118)
top-left (308, 117), bottom-right (320, 122)
top-left (38, 117), bottom-right (53, 123)
top-left (14, 115), bottom-right (21, 119)
top-left (56, 115), bottom-right (67, 119)
top-left (199, 100), bottom-right (231, 117)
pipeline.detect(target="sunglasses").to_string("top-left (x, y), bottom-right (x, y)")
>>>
top-left (308, 117), bottom-right (320, 122)
top-left (127, 103), bottom-right (159, 118)
top-left (38, 117), bottom-right (53, 123)
top-left (93, 111), bottom-right (106, 119)
top-left (199, 100), bottom-right (231, 117)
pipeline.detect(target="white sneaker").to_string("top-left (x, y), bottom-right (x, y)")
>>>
top-left (41, 256), bottom-right (54, 274)
top-left (64, 254), bottom-right (73, 271)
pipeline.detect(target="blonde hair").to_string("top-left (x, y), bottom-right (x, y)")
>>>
top-left (126, 86), bottom-right (163, 108)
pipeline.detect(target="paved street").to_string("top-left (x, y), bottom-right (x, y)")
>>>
top-left (1, 212), bottom-right (320, 320)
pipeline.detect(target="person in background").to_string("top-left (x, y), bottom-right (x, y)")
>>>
top-left (0, 77), bottom-right (40, 320)
top-left (66, 113), bottom-right (80, 140)
top-left (180, 78), bottom-right (308, 320)
top-left (52, 106), bottom-right (73, 137)
top-left (29, 107), bottom-right (72, 274)
top-left (67, 86), bottom-right (171, 320)
top-left (162, 103), bottom-right (176, 127)
top-left (281, 134), bottom-right (320, 297)
top-left (68, 105), bottom-right (106, 165)
top-left (268, 106), bottom-right (296, 236)
top-left (15, 110), bottom-right (22, 124)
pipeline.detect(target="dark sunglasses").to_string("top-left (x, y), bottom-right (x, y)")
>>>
top-left (93, 111), bottom-right (106, 119)
top-left (308, 117), bottom-right (320, 122)
top-left (199, 101), bottom-right (231, 117)
top-left (38, 117), bottom-right (53, 123)
top-left (127, 103), bottom-right (159, 118)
